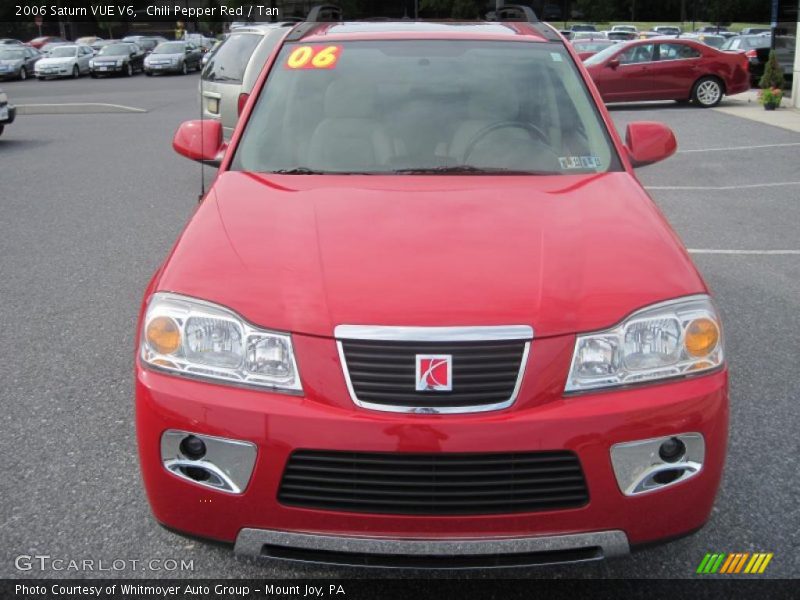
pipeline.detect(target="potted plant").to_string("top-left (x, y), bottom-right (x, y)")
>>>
top-left (758, 49), bottom-right (785, 110)
top-left (759, 87), bottom-right (783, 110)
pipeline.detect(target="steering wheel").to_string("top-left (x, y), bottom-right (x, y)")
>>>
top-left (461, 120), bottom-right (549, 164)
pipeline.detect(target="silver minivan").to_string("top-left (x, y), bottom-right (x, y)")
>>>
top-left (199, 23), bottom-right (293, 139)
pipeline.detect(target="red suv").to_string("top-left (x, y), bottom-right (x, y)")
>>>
top-left (137, 14), bottom-right (728, 568)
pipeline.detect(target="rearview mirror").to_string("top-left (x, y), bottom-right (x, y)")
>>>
top-left (625, 122), bottom-right (677, 167)
top-left (608, 58), bottom-right (620, 69)
top-left (173, 119), bottom-right (225, 166)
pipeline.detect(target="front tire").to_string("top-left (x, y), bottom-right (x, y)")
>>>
top-left (180, 62), bottom-right (188, 75)
top-left (19, 67), bottom-right (27, 81)
top-left (125, 63), bottom-right (133, 77)
top-left (0, 125), bottom-right (4, 137)
top-left (692, 76), bottom-right (723, 108)
top-left (72, 65), bottom-right (79, 79)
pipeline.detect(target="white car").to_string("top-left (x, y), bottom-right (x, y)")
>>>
top-left (611, 24), bottom-right (638, 33)
top-left (34, 44), bottom-right (93, 79)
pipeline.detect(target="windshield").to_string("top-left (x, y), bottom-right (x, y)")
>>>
top-left (99, 44), bottom-right (133, 56)
top-left (0, 49), bottom-right (24, 60)
top-left (202, 32), bottom-right (261, 83)
top-left (153, 42), bottom-right (184, 54)
top-left (583, 42), bottom-right (625, 65)
top-left (699, 36), bottom-right (724, 49)
top-left (233, 40), bottom-right (619, 175)
top-left (50, 46), bottom-right (77, 58)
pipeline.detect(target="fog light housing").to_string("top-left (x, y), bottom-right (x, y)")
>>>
top-left (161, 430), bottom-right (257, 494)
top-left (611, 433), bottom-right (704, 496)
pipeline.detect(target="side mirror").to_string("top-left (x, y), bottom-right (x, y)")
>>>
top-left (625, 122), bottom-right (677, 167)
top-left (173, 119), bottom-right (225, 166)
top-left (608, 58), bottom-right (620, 69)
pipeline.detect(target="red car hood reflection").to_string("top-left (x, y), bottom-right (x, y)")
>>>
top-left (156, 171), bottom-right (704, 338)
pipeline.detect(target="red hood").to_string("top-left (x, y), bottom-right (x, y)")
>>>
top-left (156, 171), bottom-right (704, 338)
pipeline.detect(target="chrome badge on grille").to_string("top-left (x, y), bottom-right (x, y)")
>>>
top-left (415, 355), bottom-right (452, 391)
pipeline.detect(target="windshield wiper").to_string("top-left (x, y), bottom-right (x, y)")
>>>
top-left (391, 166), bottom-right (553, 175)
top-left (270, 167), bottom-right (329, 175)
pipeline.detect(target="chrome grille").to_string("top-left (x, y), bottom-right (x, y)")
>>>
top-left (336, 325), bottom-right (532, 413)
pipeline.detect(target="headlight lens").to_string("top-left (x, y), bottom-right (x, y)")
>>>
top-left (141, 293), bottom-right (302, 392)
top-left (566, 295), bottom-right (723, 392)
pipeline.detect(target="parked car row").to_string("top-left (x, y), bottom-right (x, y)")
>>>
top-left (1, 39), bottom-right (205, 80)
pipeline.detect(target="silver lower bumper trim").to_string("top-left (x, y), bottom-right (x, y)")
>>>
top-left (234, 528), bottom-right (629, 568)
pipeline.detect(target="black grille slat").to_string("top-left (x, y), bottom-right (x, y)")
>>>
top-left (282, 473), bottom-right (587, 487)
top-left (279, 450), bottom-right (589, 515)
top-left (340, 338), bottom-right (527, 410)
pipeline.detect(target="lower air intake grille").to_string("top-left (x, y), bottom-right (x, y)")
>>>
top-left (278, 450), bottom-right (589, 515)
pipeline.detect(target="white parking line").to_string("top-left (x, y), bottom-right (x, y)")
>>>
top-left (678, 142), bottom-right (800, 153)
top-left (16, 103), bottom-right (147, 115)
top-left (688, 249), bottom-right (800, 255)
top-left (647, 182), bottom-right (800, 191)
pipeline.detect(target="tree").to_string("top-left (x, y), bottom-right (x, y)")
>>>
top-left (759, 50), bottom-right (785, 90)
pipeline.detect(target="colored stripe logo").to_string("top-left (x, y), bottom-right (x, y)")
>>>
top-left (696, 552), bottom-right (773, 574)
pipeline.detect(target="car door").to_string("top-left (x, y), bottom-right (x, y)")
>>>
top-left (130, 44), bottom-right (145, 71)
top-left (78, 46), bottom-right (93, 72)
top-left (648, 42), bottom-right (703, 99)
top-left (594, 43), bottom-right (656, 101)
top-left (25, 48), bottom-right (40, 71)
top-left (188, 43), bottom-right (202, 69)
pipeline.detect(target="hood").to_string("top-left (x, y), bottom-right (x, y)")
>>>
top-left (0, 59), bottom-right (23, 66)
top-left (147, 53), bottom-right (180, 59)
top-left (156, 171), bottom-right (704, 338)
top-left (38, 57), bottom-right (75, 65)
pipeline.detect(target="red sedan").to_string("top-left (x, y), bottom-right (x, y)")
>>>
top-left (136, 17), bottom-right (727, 568)
top-left (584, 38), bottom-right (749, 106)
top-left (27, 36), bottom-right (66, 50)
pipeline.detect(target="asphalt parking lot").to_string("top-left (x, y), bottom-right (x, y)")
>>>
top-left (0, 74), bottom-right (797, 580)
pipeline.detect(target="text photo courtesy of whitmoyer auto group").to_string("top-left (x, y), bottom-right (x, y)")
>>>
top-left (0, 0), bottom-right (798, 598)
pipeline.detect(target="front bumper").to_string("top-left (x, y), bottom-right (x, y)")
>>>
top-left (0, 104), bottom-right (15, 125)
top-left (0, 67), bottom-right (21, 79)
top-left (136, 323), bottom-right (728, 564)
top-left (35, 68), bottom-right (71, 78)
top-left (91, 64), bottom-right (126, 74)
top-left (145, 63), bottom-right (180, 74)
top-left (233, 528), bottom-right (629, 568)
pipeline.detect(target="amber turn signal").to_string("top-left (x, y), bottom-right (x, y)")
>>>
top-left (146, 316), bottom-right (181, 355)
top-left (684, 318), bottom-right (719, 357)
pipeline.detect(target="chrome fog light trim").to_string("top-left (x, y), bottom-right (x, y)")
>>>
top-left (610, 433), bottom-right (705, 496)
top-left (160, 430), bottom-right (257, 494)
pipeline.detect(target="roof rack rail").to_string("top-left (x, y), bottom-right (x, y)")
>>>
top-left (486, 4), bottom-right (539, 23)
top-left (306, 4), bottom-right (343, 22)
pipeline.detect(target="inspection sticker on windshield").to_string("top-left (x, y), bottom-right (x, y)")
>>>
top-left (285, 45), bottom-right (342, 70)
top-left (559, 156), bottom-right (601, 170)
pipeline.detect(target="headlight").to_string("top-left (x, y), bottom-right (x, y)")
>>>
top-left (116, 59), bottom-right (125, 66)
top-left (565, 295), bottom-right (723, 392)
top-left (89, 60), bottom-right (94, 67)
top-left (140, 293), bottom-right (302, 392)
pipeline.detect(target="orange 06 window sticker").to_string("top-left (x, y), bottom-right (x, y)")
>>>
top-left (285, 45), bottom-right (342, 70)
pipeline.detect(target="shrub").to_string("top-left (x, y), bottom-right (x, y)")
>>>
top-left (759, 49), bottom-right (785, 90)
